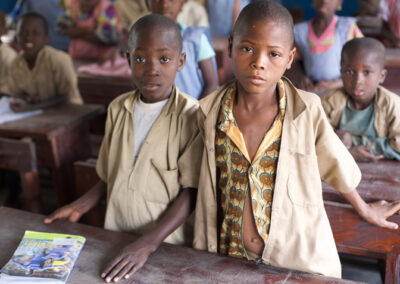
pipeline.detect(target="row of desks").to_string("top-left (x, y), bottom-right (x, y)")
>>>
top-left (0, 206), bottom-right (360, 283)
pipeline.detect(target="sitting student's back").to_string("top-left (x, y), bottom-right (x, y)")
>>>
top-left (8, 12), bottom-right (82, 112)
top-left (322, 37), bottom-right (400, 162)
top-left (0, 11), bottom-right (17, 95)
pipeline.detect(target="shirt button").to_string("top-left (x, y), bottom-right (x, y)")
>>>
top-left (209, 244), bottom-right (216, 250)
top-left (249, 166), bottom-right (253, 173)
top-left (209, 148), bottom-right (215, 152)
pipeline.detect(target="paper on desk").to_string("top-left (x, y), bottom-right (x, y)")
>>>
top-left (0, 97), bottom-right (43, 124)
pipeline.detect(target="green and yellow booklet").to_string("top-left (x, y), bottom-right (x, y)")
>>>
top-left (0, 231), bottom-right (85, 284)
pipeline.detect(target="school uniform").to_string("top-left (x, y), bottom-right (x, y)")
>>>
top-left (0, 43), bottom-right (17, 94)
top-left (8, 46), bottom-right (82, 104)
top-left (96, 86), bottom-right (202, 245)
top-left (322, 86), bottom-right (400, 158)
top-left (193, 78), bottom-right (361, 277)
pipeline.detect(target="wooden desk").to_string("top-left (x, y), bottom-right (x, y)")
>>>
top-left (0, 207), bottom-right (360, 284)
top-left (0, 104), bottom-right (105, 206)
top-left (326, 201), bottom-right (400, 284)
top-left (323, 160), bottom-right (400, 203)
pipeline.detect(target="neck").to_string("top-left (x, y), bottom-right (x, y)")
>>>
top-left (235, 84), bottom-right (278, 112)
top-left (349, 97), bottom-right (374, 110)
top-left (314, 14), bottom-right (334, 28)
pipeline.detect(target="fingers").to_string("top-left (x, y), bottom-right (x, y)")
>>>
top-left (102, 258), bottom-right (138, 283)
top-left (380, 220), bottom-right (399, 230)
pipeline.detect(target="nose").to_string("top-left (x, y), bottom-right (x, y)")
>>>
top-left (355, 72), bottom-right (364, 85)
top-left (250, 52), bottom-right (266, 70)
top-left (145, 59), bottom-right (160, 76)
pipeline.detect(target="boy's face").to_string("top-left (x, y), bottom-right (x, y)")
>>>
top-left (127, 26), bottom-right (185, 103)
top-left (341, 49), bottom-right (386, 107)
top-left (17, 17), bottom-right (49, 61)
top-left (229, 19), bottom-right (295, 97)
top-left (147, 0), bottom-right (185, 22)
top-left (313, 0), bottom-right (342, 17)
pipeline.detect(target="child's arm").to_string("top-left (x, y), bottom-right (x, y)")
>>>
top-left (314, 78), bottom-right (342, 92)
top-left (10, 94), bottom-right (68, 113)
top-left (60, 26), bottom-right (106, 45)
top-left (199, 57), bottom-right (218, 98)
top-left (342, 189), bottom-right (400, 229)
top-left (100, 187), bottom-right (196, 283)
top-left (44, 180), bottom-right (107, 223)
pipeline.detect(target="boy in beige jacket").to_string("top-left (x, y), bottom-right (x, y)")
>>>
top-left (193, 1), bottom-right (400, 278)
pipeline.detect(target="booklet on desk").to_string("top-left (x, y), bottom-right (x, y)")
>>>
top-left (0, 230), bottom-right (85, 284)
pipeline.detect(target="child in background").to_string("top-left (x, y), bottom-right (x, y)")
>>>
top-left (44, 14), bottom-right (202, 283)
top-left (8, 12), bottom-right (82, 112)
top-left (114, 0), bottom-right (148, 33)
top-left (57, 0), bottom-right (121, 60)
top-left (0, 11), bottom-right (17, 95)
top-left (322, 37), bottom-right (400, 162)
top-left (193, 1), bottom-right (400, 278)
top-left (147, 0), bottom-right (218, 99)
top-left (206, 0), bottom-right (249, 37)
top-left (177, 0), bottom-right (209, 27)
top-left (293, 0), bottom-right (363, 93)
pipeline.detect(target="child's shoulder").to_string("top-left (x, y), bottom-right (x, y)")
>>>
top-left (377, 85), bottom-right (400, 107)
top-left (40, 46), bottom-right (73, 64)
top-left (170, 88), bottom-right (200, 118)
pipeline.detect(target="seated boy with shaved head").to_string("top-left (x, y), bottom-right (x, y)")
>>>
top-left (193, 1), bottom-right (400, 278)
top-left (45, 14), bottom-right (202, 283)
top-left (322, 37), bottom-right (400, 162)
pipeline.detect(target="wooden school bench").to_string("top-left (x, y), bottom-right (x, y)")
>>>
top-left (0, 104), bottom-right (105, 207)
top-left (0, 206), bottom-right (362, 284)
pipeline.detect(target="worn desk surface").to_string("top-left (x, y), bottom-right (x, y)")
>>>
top-left (0, 206), bottom-right (360, 284)
top-left (323, 160), bottom-right (400, 203)
top-left (326, 201), bottom-right (400, 284)
top-left (0, 104), bottom-right (105, 206)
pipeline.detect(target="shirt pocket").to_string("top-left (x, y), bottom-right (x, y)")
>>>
top-left (144, 159), bottom-right (180, 204)
top-left (286, 152), bottom-right (323, 207)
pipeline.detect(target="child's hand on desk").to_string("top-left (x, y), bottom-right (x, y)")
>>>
top-left (349, 145), bottom-right (383, 162)
top-left (10, 98), bottom-right (29, 113)
top-left (101, 237), bottom-right (157, 283)
top-left (361, 200), bottom-right (400, 230)
top-left (44, 202), bottom-right (84, 223)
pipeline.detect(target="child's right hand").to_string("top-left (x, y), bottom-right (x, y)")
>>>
top-left (349, 145), bottom-right (384, 162)
top-left (44, 203), bottom-right (84, 224)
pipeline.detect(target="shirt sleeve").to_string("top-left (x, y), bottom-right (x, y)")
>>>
top-left (197, 33), bottom-right (216, 62)
top-left (347, 23), bottom-right (364, 40)
top-left (94, 4), bottom-right (121, 45)
top-left (96, 105), bottom-right (114, 182)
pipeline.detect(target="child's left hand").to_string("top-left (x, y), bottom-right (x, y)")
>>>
top-left (10, 98), bottom-right (28, 112)
top-left (101, 237), bottom-right (157, 283)
top-left (361, 200), bottom-right (400, 230)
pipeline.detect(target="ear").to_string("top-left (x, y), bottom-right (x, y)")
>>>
top-left (286, 46), bottom-right (296, 70)
top-left (177, 52), bottom-right (186, 71)
top-left (228, 36), bottom-right (233, 58)
top-left (379, 68), bottom-right (387, 84)
top-left (126, 51), bottom-right (132, 67)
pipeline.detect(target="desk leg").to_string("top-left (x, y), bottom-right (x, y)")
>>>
top-left (385, 253), bottom-right (400, 284)
top-left (51, 124), bottom-right (92, 206)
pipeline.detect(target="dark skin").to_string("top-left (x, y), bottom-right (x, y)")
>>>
top-left (45, 24), bottom-right (196, 283)
top-left (147, 0), bottom-right (218, 98)
top-left (229, 19), bottom-right (296, 255)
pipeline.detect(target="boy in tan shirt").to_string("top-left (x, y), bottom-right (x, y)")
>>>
top-left (194, 1), bottom-right (400, 278)
top-left (0, 11), bottom-right (17, 95)
top-left (45, 14), bottom-right (202, 282)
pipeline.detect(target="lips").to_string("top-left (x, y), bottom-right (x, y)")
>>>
top-left (142, 83), bottom-right (161, 91)
top-left (25, 42), bottom-right (34, 49)
top-left (352, 89), bottom-right (364, 97)
top-left (247, 75), bottom-right (265, 85)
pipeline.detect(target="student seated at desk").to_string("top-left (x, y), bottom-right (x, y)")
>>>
top-left (147, 0), bottom-right (218, 99)
top-left (0, 11), bottom-right (17, 95)
top-left (44, 14), bottom-right (202, 283)
top-left (293, 0), bottom-right (363, 93)
top-left (57, 0), bottom-right (121, 61)
top-left (7, 12), bottom-right (82, 112)
top-left (193, 1), bottom-right (400, 279)
top-left (322, 37), bottom-right (400, 162)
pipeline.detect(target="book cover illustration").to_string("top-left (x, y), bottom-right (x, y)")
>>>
top-left (0, 230), bottom-right (85, 283)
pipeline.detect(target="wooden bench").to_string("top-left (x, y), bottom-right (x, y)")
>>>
top-left (73, 160), bottom-right (103, 227)
top-left (0, 137), bottom-right (42, 212)
top-left (326, 201), bottom-right (400, 284)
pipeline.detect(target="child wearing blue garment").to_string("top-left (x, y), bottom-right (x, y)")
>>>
top-left (293, 0), bottom-right (363, 93)
top-left (147, 0), bottom-right (218, 99)
top-left (206, 0), bottom-right (249, 37)
top-left (322, 37), bottom-right (400, 162)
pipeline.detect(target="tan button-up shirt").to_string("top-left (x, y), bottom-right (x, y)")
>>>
top-left (0, 43), bottom-right (17, 95)
top-left (193, 78), bottom-right (361, 278)
top-left (97, 87), bottom-right (202, 245)
top-left (8, 46), bottom-right (82, 104)
top-left (322, 86), bottom-right (400, 153)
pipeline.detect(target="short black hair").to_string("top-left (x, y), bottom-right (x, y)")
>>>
top-left (232, 0), bottom-right (294, 46)
top-left (18, 12), bottom-right (49, 35)
top-left (127, 14), bottom-right (182, 52)
top-left (341, 37), bottom-right (386, 68)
